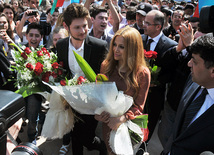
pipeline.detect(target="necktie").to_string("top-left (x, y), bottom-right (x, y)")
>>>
top-left (180, 88), bottom-right (208, 133)
top-left (145, 39), bottom-right (153, 51)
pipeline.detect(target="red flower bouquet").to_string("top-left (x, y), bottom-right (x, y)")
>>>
top-left (10, 43), bottom-right (65, 97)
top-left (144, 50), bottom-right (161, 86)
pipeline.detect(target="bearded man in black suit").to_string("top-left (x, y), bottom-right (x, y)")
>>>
top-left (140, 10), bottom-right (177, 146)
top-left (56, 3), bottom-right (108, 155)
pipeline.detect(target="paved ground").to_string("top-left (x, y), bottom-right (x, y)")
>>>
top-left (18, 121), bottom-right (163, 155)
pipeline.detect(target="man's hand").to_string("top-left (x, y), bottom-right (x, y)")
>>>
top-left (178, 22), bottom-right (194, 47)
top-left (22, 9), bottom-right (36, 22)
top-left (176, 22), bottom-right (194, 52)
top-left (46, 13), bottom-right (52, 24)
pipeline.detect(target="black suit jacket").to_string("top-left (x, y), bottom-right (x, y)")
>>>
top-left (163, 81), bottom-right (214, 155)
top-left (56, 35), bottom-right (108, 78)
top-left (142, 33), bottom-right (177, 84)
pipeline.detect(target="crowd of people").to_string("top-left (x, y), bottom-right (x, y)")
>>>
top-left (0, 0), bottom-right (214, 154)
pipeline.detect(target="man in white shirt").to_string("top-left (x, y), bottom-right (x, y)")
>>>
top-left (56, 3), bottom-right (108, 155)
top-left (163, 33), bottom-right (214, 155)
top-left (141, 9), bottom-right (177, 144)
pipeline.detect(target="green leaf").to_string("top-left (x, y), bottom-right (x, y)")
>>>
top-left (128, 129), bottom-right (142, 143)
top-left (152, 65), bottom-right (158, 72)
top-left (73, 51), bottom-right (97, 82)
top-left (96, 74), bottom-right (109, 83)
top-left (9, 42), bottom-right (24, 54)
top-left (131, 114), bottom-right (148, 129)
top-left (15, 85), bottom-right (43, 98)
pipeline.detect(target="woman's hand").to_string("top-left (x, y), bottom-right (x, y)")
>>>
top-left (108, 115), bottom-right (127, 130)
top-left (94, 111), bottom-right (110, 123)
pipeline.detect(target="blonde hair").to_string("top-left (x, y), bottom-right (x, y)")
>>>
top-left (103, 26), bottom-right (147, 98)
top-left (55, 13), bottom-right (64, 27)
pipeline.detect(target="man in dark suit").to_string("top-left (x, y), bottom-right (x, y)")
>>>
top-left (141, 10), bottom-right (177, 144)
top-left (56, 3), bottom-right (108, 155)
top-left (163, 33), bottom-right (214, 155)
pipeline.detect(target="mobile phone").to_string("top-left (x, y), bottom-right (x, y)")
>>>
top-left (0, 23), bottom-right (4, 30)
top-left (27, 10), bottom-right (38, 16)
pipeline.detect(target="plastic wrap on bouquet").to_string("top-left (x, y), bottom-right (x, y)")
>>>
top-left (40, 91), bottom-right (75, 139)
top-left (43, 82), bottom-right (133, 116)
top-left (43, 82), bottom-right (144, 154)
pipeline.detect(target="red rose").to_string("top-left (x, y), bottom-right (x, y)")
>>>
top-left (144, 50), bottom-right (157, 59)
top-left (37, 50), bottom-right (43, 57)
top-left (26, 63), bottom-right (34, 71)
top-left (51, 71), bottom-right (57, 78)
top-left (60, 79), bottom-right (66, 86)
top-left (52, 62), bottom-right (59, 69)
top-left (58, 69), bottom-right (63, 75)
top-left (41, 47), bottom-right (47, 53)
top-left (34, 62), bottom-right (44, 76)
top-left (42, 47), bottom-right (50, 57)
top-left (151, 51), bottom-right (157, 59)
top-left (77, 76), bottom-right (86, 85)
top-left (21, 52), bottom-right (28, 59)
top-left (24, 47), bottom-right (32, 54)
top-left (42, 71), bottom-right (51, 82)
top-left (59, 61), bottom-right (64, 67)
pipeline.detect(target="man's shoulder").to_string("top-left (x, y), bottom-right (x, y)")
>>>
top-left (56, 37), bottom-right (69, 46)
top-left (85, 35), bottom-right (108, 47)
top-left (161, 34), bottom-right (177, 46)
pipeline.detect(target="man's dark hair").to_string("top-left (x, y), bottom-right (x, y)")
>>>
top-left (89, 5), bottom-right (107, 19)
top-left (46, 8), bottom-right (59, 14)
top-left (126, 6), bottom-right (136, 21)
top-left (26, 22), bottom-right (44, 36)
top-left (190, 33), bottom-right (214, 69)
top-left (63, 3), bottom-right (89, 27)
top-left (161, 7), bottom-right (172, 17)
top-left (172, 9), bottom-right (184, 18)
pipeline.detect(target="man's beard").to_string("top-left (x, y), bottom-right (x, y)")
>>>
top-left (70, 31), bottom-right (86, 41)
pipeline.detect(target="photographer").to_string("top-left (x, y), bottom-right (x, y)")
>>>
top-left (16, 9), bottom-right (51, 46)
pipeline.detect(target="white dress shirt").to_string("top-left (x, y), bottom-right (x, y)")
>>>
top-left (191, 87), bottom-right (214, 124)
top-left (68, 37), bottom-right (85, 77)
top-left (147, 31), bottom-right (163, 51)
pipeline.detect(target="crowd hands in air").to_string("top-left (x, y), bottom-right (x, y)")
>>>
top-left (1, 0), bottom-right (214, 154)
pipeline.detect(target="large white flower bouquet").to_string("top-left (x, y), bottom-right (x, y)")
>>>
top-left (41, 51), bottom-right (148, 154)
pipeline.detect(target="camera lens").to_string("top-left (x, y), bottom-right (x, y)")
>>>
top-left (11, 142), bottom-right (43, 155)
